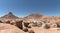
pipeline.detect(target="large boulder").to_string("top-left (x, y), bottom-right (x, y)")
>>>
top-left (0, 23), bottom-right (26, 33)
top-left (16, 21), bottom-right (23, 30)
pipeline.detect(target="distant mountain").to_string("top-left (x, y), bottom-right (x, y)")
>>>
top-left (0, 12), bottom-right (60, 23)
top-left (23, 14), bottom-right (60, 23)
top-left (0, 12), bottom-right (20, 19)
top-left (23, 14), bottom-right (44, 22)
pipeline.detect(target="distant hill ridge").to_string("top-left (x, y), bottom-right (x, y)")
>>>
top-left (0, 12), bottom-right (60, 23)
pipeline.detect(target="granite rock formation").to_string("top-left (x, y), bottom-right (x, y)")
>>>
top-left (0, 12), bottom-right (60, 33)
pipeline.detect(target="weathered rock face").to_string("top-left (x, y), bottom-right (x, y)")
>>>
top-left (16, 21), bottom-right (23, 29)
top-left (0, 23), bottom-right (25, 33)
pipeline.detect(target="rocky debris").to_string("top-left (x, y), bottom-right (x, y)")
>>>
top-left (29, 22), bottom-right (43, 27)
top-left (44, 24), bottom-right (51, 29)
top-left (24, 22), bottom-right (30, 28)
top-left (5, 21), bottom-right (10, 24)
top-left (28, 30), bottom-right (35, 33)
top-left (23, 27), bottom-right (28, 32)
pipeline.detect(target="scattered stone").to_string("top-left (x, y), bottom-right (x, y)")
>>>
top-left (6, 21), bottom-right (10, 24)
top-left (23, 27), bottom-right (28, 32)
top-left (29, 30), bottom-right (35, 33)
top-left (24, 22), bottom-right (29, 28)
top-left (44, 24), bottom-right (50, 29)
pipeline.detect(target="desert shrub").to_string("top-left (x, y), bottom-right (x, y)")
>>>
top-left (23, 28), bottom-right (28, 32)
top-left (44, 24), bottom-right (50, 29)
top-left (29, 30), bottom-right (35, 33)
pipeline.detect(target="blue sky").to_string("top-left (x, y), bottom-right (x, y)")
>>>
top-left (0, 0), bottom-right (60, 17)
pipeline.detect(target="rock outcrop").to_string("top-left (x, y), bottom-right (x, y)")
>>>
top-left (0, 23), bottom-right (26, 33)
top-left (0, 12), bottom-right (60, 33)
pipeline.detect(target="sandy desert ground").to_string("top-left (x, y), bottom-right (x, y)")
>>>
top-left (0, 23), bottom-right (60, 33)
top-left (29, 27), bottom-right (60, 33)
top-left (0, 23), bottom-right (26, 33)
